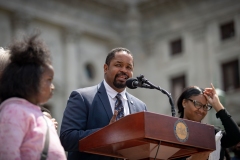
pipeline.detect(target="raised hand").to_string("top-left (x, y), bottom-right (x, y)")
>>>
top-left (203, 83), bottom-right (224, 112)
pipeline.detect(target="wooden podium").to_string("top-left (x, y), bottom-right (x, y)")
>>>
top-left (79, 112), bottom-right (216, 160)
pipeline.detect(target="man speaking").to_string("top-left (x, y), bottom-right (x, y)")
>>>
top-left (60, 47), bottom-right (147, 160)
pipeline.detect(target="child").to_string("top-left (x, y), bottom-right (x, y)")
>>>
top-left (0, 48), bottom-right (58, 131)
top-left (0, 34), bottom-right (66, 159)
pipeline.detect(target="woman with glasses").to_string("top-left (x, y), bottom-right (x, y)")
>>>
top-left (175, 83), bottom-right (240, 160)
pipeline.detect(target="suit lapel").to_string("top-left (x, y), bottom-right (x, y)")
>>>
top-left (126, 92), bottom-right (135, 114)
top-left (97, 82), bottom-right (113, 120)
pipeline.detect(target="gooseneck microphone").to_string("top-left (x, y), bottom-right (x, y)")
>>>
top-left (126, 74), bottom-right (176, 117)
top-left (126, 78), bottom-right (154, 89)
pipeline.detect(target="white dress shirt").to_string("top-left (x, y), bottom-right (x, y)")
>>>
top-left (103, 79), bottom-right (130, 116)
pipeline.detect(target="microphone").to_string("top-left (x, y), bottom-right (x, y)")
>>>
top-left (126, 78), bottom-right (152, 89)
top-left (126, 74), bottom-right (176, 117)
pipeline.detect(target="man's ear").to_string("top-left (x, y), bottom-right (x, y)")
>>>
top-left (103, 64), bottom-right (108, 74)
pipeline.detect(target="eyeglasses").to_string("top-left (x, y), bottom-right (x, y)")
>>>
top-left (187, 99), bottom-right (212, 111)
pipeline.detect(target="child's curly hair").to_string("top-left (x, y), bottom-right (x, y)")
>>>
top-left (0, 33), bottom-right (52, 103)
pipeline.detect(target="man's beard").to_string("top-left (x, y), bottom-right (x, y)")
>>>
top-left (113, 80), bottom-right (126, 89)
top-left (113, 72), bottom-right (128, 89)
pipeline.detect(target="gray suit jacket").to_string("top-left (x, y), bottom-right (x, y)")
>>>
top-left (60, 81), bottom-right (147, 160)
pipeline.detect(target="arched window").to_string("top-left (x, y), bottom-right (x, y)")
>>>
top-left (85, 62), bottom-right (95, 80)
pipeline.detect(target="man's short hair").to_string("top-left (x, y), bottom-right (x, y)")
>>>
top-left (105, 47), bottom-right (133, 66)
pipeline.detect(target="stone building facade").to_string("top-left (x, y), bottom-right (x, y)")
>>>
top-left (0, 0), bottom-right (240, 131)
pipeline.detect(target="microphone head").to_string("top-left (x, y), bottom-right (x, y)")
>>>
top-left (126, 78), bottom-right (138, 89)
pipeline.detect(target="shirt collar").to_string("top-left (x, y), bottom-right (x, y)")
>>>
top-left (103, 79), bottom-right (127, 100)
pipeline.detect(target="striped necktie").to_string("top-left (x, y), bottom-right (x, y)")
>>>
top-left (115, 93), bottom-right (124, 120)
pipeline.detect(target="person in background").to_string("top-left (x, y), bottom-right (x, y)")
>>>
top-left (0, 47), bottom-right (10, 79)
top-left (0, 34), bottom-right (66, 159)
top-left (175, 83), bottom-right (240, 160)
top-left (60, 47), bottom-right (147, 160)
top-left (41, 106), bottom-right (58, 130)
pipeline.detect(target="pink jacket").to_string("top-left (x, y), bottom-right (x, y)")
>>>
top-left (0, 98), bottom-right (66, 160)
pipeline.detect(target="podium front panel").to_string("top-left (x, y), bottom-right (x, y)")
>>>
top-left (79, 112), bottom-right (215, 159)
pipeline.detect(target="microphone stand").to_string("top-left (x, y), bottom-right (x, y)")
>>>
top-left (136, 75), bottom-right (176, 117)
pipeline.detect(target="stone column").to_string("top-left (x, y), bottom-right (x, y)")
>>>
top-left (0, 11), bottom-right (12, 47)
top-left (63, 28), bottom-right (80, 97)
top-left (124, 2), bottom-right (144, 56)
top-left (12, 11), bottom-right (32, 39)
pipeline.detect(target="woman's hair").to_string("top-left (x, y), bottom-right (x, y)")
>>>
top-left (0, 48), bottom-right (10, 77)
top-left (0, 34), bottom-right (51, 103)
top-left (177, 86), bottom-right (204, 118)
